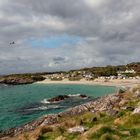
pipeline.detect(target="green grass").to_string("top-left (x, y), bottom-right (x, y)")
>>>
top-left (39, 112), bottom-right (140, 140)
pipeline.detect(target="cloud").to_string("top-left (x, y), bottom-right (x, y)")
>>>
top-left (0, 0), bottom-right (140, 74)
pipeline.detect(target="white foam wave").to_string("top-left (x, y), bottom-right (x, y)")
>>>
top-left (26, 105), bottom-right (61, 111)
top-left (68, 94), bottom-right (81, 97)
top-left (26, 106), bottom-right (48, 111)
top-left (40, 99), bottom-right (50, 104)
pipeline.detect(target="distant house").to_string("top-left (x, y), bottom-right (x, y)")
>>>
top-left (82, 72), bottom-right (94, 80)
top-left (117, 69), bottom-right (136, 74)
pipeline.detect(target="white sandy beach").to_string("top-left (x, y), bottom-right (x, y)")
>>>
top-left (36, 78), bottom-right (140, 88)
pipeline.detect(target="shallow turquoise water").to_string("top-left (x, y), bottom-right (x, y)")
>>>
top-left (0, 84), bottom-right (116, 131)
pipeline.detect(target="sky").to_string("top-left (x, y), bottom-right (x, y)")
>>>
top-left (0, 0), bottom-right (140, 74)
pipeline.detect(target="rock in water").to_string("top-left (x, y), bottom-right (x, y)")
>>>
top-left (48, 95), bottom-right (69, 102)
top-left (47, 94), bottom-right (89, 103)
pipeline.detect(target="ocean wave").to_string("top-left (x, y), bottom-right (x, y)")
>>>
top-left (40, 99), bottom-right (50, 104)
top-left (26, 106), bottom-right (48, 111)
top-left (68, 94), bottom-right (81, 97)
top-left (25, 105), bottom-right (62, 111)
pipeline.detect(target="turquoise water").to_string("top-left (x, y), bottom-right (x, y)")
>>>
top-left (0, 84), bottom-right (116, 131)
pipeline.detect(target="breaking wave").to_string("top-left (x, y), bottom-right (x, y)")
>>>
top-left (40, 99), bottom-right (50, 104)
top-left (68, 94), bottom-right (81, 97)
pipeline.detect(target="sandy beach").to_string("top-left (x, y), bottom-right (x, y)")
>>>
top-left (36, 78), bottom-right (140, 88)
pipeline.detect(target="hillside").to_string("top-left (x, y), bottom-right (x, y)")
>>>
top-left (72, 62), bottom-right (140, 77)
top-left (0, 62), bottom-right (140, 85)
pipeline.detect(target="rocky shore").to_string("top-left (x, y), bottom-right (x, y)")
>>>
top-left (1, 86), bottom-right (140, 139)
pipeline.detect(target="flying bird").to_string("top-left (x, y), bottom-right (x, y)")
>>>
top-left (10, 41), bottom-right (15, 46)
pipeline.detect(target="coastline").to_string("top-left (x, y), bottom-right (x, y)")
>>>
top-left (36, 78), bottom-right (140, 88)
top-left (1, 84), bottom-right (140, 139)
top-left (1, 80), bottom-right (140, 139)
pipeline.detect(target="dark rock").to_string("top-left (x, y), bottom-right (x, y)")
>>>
top-left (118, 89), bottom-right (126, 94)
top-left (92, 117), bottom-right (98, 122)
top-left (0, 75), bottom-right (45, 85)
top-left (121, 106), bottom-right (134, 111)
top-left (47, 94), bottom-right (89, 103)
top-left (0, 77), bottom-right (34, 85)
top-left (48, 95), bottom-right (69, 102)
top-left (79, 94), bottom-right (88, 98)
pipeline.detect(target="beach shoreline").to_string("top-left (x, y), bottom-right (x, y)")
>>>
top-left (36, 78), bottom-right (140, 88)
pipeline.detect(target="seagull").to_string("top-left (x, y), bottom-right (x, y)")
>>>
top-left (10, 41), bottom-right (15, 45)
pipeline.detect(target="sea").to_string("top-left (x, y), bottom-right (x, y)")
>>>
top-left (0, 83), bottom-right (117, 131)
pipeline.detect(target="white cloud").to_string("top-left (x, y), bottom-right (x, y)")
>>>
top-left (84, 0), bottom-right (104, 7)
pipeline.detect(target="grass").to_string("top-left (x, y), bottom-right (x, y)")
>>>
top-left (13, 111), bottom-right (140, 140)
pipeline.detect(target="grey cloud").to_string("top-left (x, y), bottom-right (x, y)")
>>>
top-left (53, 57), bottom-right (66, 62)
top-left (0, 0), bottom-right (140, 74)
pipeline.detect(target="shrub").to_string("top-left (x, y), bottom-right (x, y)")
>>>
top-left (100, 133), bottom-right (119, 140)
top-left (32, 75), bottom-right (46, 81)
top-left (68, 77), bottom-right (82, 81)
top-left (51, 77), bottom-right (63, 81)
top-left (89, 126), bottom-right (118, 139)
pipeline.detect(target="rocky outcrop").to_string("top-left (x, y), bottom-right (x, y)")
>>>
top-left (48, 95), bottom-right (69, 102)
top-left (59, 94), bottom-right (122, 117)
top-left (47, 94), bottom-right (89, 103)
top-left (0, 115), bottom-right (59, 138)
top-left (0, 75), bottom-right (45, 85)
top-left (0, 77), bottom-right (34, 85)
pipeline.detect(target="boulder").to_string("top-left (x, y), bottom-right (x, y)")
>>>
top-left (133, 90), bottom-right (140, 98)
top-left (68, 126), bottom-right (88, 133)
top-left (132, 102), bottom-right (140, 114)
